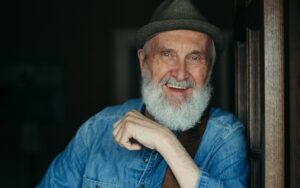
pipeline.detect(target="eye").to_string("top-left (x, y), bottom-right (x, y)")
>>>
top-left (187, 53), bottom-right (207, 64)
top-left (157, 49), bottom-right (177, 63)
top-left (161, 50), bottom-right (171, 57)
top-left (189, 54), bottom-right (202, 62)
top-left (191, 55), bottom-right (199, 61)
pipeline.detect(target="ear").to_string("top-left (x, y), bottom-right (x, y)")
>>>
top-left (137, 49), bottom-right (146, 77)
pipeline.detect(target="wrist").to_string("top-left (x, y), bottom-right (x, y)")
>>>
top-left (156, 130), bottom-right (179, 155)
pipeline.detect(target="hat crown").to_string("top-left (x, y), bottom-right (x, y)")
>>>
top-left (136, 0), bottom-right (224, 59)
top-left (151, 0), bottom-right (207, 22)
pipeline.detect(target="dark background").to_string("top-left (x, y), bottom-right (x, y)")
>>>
top-left (0, 0), bottom-right (235, 187)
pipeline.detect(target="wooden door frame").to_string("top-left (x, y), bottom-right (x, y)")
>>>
top-left (234, 0), bottom-right (285, 187)
top-left (262, 0), bottom-right (285, 187)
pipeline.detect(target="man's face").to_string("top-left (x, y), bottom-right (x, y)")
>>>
top-left (138, 30), bottom-right (213, 106)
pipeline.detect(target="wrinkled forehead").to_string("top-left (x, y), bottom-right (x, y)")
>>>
top-left (146, 30), bottom-right (213, 52)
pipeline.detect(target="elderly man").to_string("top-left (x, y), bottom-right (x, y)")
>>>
top-left (38, 0), bottom-right (248, 187)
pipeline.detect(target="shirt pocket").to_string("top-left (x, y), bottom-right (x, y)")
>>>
top-left (82, 175), bottom-right (119, 188)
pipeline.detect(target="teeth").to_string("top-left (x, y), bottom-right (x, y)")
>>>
top-left (166, 83), bottom-right (186, 89)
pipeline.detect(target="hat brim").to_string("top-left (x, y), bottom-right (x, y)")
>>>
top-left (136, 19), bottom-right (225, 58)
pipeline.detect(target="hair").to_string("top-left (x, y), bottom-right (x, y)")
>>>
top-left (141, 41), bottom-right (150, 61)
top-left (206, 41), bottom-right (216, 84)
top-left (210, 41), bottom-right (216, 66)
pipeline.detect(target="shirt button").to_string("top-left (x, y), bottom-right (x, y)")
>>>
top-left (144, 158), bottom-right (149, 164)
top-left (140, 184), bottom-right (145, 188)
top-left (96, 185), bottom-right (100, 188)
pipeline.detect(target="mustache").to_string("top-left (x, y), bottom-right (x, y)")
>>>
top-left (159, 77), bottom-right (195, 89)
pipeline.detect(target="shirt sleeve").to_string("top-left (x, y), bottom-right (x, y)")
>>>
top-left (36, 119), bottom-right (92, 188)
top-left (195, 126), bottom-right (249, 188)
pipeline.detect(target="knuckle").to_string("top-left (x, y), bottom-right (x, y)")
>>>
top-left (129, 110), bottom-right (135, 114)
top-left (123, 123), bottom-right (131, 132)
top-left (123, 119), bottom-right (130, 125)
top-left (126, 112), bottom-right (133, 117)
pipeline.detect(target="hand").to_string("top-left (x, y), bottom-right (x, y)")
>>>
top-left (113, 110), bottom-right (200, 188)
top-left (112, 110), bottom-right (174, 151)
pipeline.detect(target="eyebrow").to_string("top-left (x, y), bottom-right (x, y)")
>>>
top-left (153, 46), bottom-right (208, 57)
top-left (189, 50), bottom-right (206, 55)
top-left (188, 50), bottom-right (209, 60)
top-left (152, 47), bottom-right (175, 55)
top-left (156, 47), bottom-right (174, 51)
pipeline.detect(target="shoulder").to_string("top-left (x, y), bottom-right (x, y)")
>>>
top-left (198, 107), bottom-right (247, 162)
top-left (207, 108), bottom-right (245, 138)
top-left (85, 98), bottom-right (143, 126)
top-left (202, 107), bottom-right (246, 152)
top-left (93, 98), bottom-right (143, 121)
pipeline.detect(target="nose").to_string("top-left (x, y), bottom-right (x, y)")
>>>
top-left (171, 60), bottom-right (189, 81)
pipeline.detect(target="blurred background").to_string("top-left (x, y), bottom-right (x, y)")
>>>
top-left (0, 0), bottom-right (261, 187)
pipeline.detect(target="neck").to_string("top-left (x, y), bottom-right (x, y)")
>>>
top-left (143, 105), bottom-right (156, 122)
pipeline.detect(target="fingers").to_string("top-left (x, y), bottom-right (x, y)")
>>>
top-left (113, 119), bottom-right (122, 136)
top-left (112, 110), bottom-right (166, 151)
top-left (122, 140), bottom-right (142, 150)
top-left (113, 119), bottom-right (121, 129)
top-left (125, 110), bottom-right (146, 121)
top-left (114, 129), bottom-right (142, 150)
top-left (113, 115), bottom-right (142, 150)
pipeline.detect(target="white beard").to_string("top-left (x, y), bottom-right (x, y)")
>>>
top-left (141, 68), bottom-right (212, 131)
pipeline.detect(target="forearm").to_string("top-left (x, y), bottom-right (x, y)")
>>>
top-left (157, 134), bottom-right (200, 188)
top-left (158, 136), bottom-right (248, 188)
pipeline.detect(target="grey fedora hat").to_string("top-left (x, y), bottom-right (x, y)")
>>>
top-left (136, 0), bottom-right (224, 58)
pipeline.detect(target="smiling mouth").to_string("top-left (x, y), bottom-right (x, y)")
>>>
top-left (166, 83), bottom-right (188, 90)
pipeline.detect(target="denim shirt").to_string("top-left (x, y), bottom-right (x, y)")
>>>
top-left (38, 98), bottom-right (249, 188)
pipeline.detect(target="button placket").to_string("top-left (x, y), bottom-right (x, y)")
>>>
top-left (137, 149), bottom-right (154, 188)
